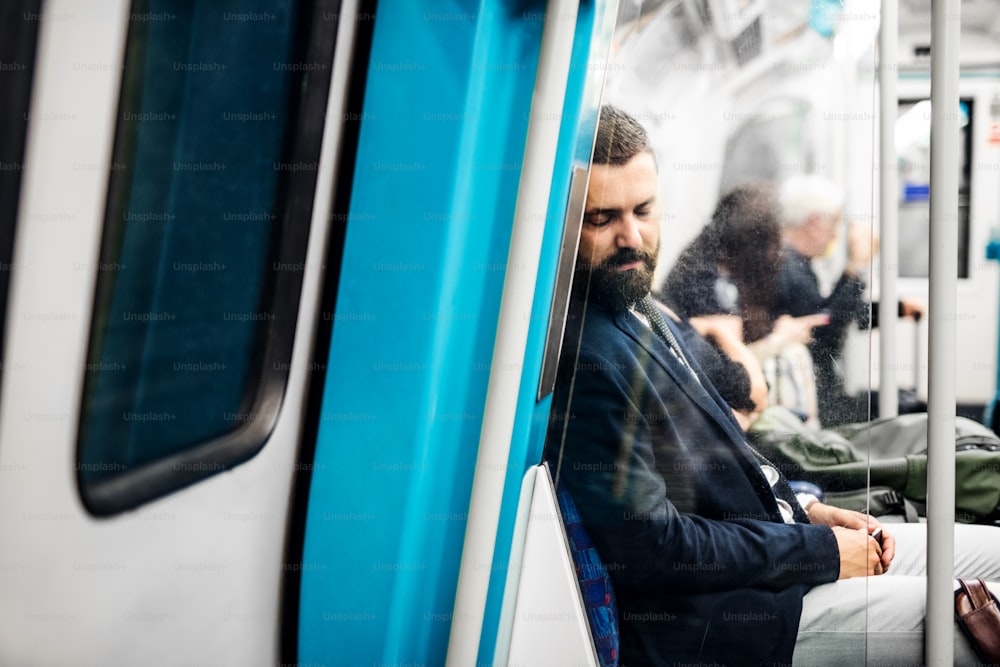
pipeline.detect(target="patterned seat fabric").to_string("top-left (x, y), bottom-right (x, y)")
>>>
top-left (555, 486), bottom-right (620, 667)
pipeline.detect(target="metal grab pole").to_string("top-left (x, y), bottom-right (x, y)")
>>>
top-left (879, 0), bottom-right (899, 419)
top-left (926, 0), bottom-right (960, 664)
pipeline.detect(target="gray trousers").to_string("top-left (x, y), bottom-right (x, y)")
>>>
top-left (793, 523), bottom-right (1000, 666)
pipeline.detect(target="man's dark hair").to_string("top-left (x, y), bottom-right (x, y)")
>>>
top-left (592, 105), bottom-right (651, 166)
top-left (658, 181), bottom-right (781, 341)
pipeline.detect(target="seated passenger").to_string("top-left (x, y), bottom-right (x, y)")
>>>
top-left (772, 174), bottom-right (923, 425)
top-left (658, 182), bottom-right (828, 426)
top-left (660, 181), bottom-right (786, 340)
top-left (546, 104), bottom-right (1000, 666)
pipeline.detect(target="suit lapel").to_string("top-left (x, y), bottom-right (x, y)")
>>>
top-left (615, 312), bottom-right (739, 428)
top-left (607, 306), bottom-right (784, 521)
top-left (619, 311), bottom-right (789, 519)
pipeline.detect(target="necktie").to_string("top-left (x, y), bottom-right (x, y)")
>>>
top-left (635, 295), bottom-right (698, 379)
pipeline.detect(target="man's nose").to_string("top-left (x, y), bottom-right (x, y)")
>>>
top-left (616, 214), bottom-right (643, 248)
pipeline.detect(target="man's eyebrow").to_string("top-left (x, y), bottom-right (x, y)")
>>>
top-left (585, 196), bottom-right (655, 215)
top-left (584, 206), bottom-right (620, 218)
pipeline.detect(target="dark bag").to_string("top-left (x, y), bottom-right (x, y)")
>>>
top-left (955, 578), bottom-right (1000, 663)
top-left (820, 486), bottom-right (921, 522)
top-left (747, 405), bottom-right (1000, 524)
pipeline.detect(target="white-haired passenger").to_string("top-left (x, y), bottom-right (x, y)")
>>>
top-left (773, 174), bottom-right (922, 426)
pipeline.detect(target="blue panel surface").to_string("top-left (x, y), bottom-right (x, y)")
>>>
top-left (298, 1), bottom-right (545, 664)
top-left (477, 1), bottom-right (618, 661)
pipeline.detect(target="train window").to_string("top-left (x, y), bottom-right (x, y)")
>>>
top-left (897, 98), bottom-right (973, 278)
top-left (77, 0), bottom-right (335, 515)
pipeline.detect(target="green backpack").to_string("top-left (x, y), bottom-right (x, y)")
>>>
top-left (748, 405), bottom-right (1000, 524)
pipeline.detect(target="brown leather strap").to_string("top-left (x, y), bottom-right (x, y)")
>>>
top-left (955, 578), bottom-right (1000, 663)
top-left (959, 578), bottom-right (994, 610)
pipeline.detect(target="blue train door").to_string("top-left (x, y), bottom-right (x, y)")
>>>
top-left (295, 1), bottom-right (619, 665)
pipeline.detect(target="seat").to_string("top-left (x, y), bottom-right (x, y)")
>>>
top-left (555, 484), bottom-right (620, 667)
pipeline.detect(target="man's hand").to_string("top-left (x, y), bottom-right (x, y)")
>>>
top-left (808, 502), bottom-right (895, 575)
top-left (831, 526), bottom-right (885, 578)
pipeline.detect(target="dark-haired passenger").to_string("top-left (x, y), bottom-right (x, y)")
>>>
top-left (659, 181), bottom-right (828, 426)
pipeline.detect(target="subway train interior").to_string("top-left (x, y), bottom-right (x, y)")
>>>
top-left (2, 0), bottom-right (1000, 665)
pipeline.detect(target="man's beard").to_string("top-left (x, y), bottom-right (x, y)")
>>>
top-left (577, 245), bottom-right (658, 312)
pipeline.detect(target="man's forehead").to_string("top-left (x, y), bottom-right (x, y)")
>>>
top-left (586, 155), bottom-right (658, 206)
top-left (589, 150), bottom-right (656, 173)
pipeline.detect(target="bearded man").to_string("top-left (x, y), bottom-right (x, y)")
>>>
top-left (545, 105), bottom-right (1000, 666)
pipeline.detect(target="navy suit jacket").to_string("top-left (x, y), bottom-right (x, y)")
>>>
top-left (545, 295), bottom-right (840, 666)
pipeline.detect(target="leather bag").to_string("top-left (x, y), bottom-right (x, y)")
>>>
top-left (955, 578), bottom-right (1000, 663)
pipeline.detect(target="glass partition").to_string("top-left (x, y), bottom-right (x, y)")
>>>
top-left (542, 1), bottom-right (888, 664)
top-left (543, 1), bottom-right (1000, 662)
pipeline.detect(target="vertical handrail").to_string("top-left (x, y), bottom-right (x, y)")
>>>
top-left (878, 0), bottom-right (899, 419)
top-left (926, 0), bottom-right (960, 664)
